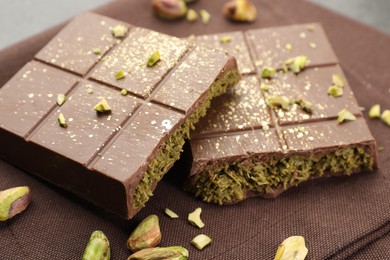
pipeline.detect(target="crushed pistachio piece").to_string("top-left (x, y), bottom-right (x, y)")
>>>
top-left (87, 88), bottom-right (93, 94)
top-left (327, 85), bottom-right (344, 97)
top-left (120, 89), bottom-right (128, 96)
top-left (378, 146), bottom-right (384, 152)
top-left (110, 24), bottom-right (127, 38)
top-left (94, 99), bottom-right (112, 113)
top-left (191, 234), bottom-right (212, 250)
top-left (147, 50), bottom-right (161, 67)
top-left (260, 85), bottom-right (269, 91)
top-left (92, 48), bottom-right (101, 55)
top-left (261, 66), bottom-right (277, 78)
top-left (368, 104), bottom-right (381, 118)
top-left (332, 74), bottom-right (345, 87)
top-left (295, 98), bottom-right (313, 114)
top-left (57, 93), bottom-right (66, 106)
top-left (200, 9), bottom-right (211, 24)
top-left (306, 24), bottom-right (315, 31)
top-left (186, 9), bottom-right (198, 22)
top-left (58, 113), bottom-right (67, 128)
top-left (381, 110), bottom-right (390, 126)
top-left (266, 96), bottom-right (291, 110)
top-left (274, 236), bottom-right (308, 260)
top-left (114, 70), bottom-right (126, 80)
top-left (285, 43), bottom-right (292, 51)
top-left (309, 42), bottom-right (317, 48)
top-left (164, 208), bottom-right (179, 219)
top-left (220, 36), bottom-right (232, 44)
top-left (188, 207), bottom-right (205, 228)
top-left (337, 108), bottom-right (356, 124)
top-left (289, 56), bottom-right (308, 74)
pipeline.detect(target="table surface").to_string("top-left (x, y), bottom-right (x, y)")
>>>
top-left (0, 0), bottom-right (389, 50)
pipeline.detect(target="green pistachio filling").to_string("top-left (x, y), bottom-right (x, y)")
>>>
top-left (132, 70), bottom-right (240, 209)
top-left (187, 146), bottom-right (373, 205)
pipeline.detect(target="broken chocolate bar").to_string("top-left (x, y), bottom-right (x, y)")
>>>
top-left (186, 24), bottom-right (377, 205)
top-left (0, 12), bottom-right (240, 218)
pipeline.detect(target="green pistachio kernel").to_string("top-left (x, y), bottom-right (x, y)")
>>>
top-left (57, 93), bottom-right (66, 106)
top-left (0, 186), bottom-right (31, 221)
top-left (191, 234), bottom-right (212, 250)
top-left (128, 246), bottom-right (189, 260)
top-left (295, 98), bottom-right (313, 114)
top-left (186, 9), bottom-right (198, 22)
top-left (290, 56), bottom-right (308, 74)
top-left (188, 207), bottom-right (205, 228)
top-left (368, 104), bottom-right (380, 118)
top-left (82, 231), bottom-right (110, 260)
top-left (274, 236), bottom-right (308, 260)
top-left (327, 85), bottom-right (344, 97)
top-left (94, 99), bottom-right (112, 113)
top-left (121, 89), bottom-right (128, 96)
top-left (164, 208), bottom-right (179, 218)
top-left (92, 48), bottom-right (101, 55)
top-left (58, 113), bottom-right (67, 128)
top-left (127, 215), bottom-right (161, 252)
top-left (110, 24), bottom-right (127, 38)
top-left (147, 50), bottom-right (161, 67)
top-left (200, 9), bottom-right (211, 24)
top-left (332, 74), bottom-right (345, 87)
top-left (337, 108), bottom-right (356, 124)
top-left (220, 36), bottom-right (232, 44)
top-left (266, 96), bottom-right (291, 110)
top-left (260, 85), bottom-right (269, 91)
top-left (115, 70), bottom-right (126, 80)
top-left (261, 66), bottom-right (277, 78)
top-left (381, 110), bottom-right (390, 126)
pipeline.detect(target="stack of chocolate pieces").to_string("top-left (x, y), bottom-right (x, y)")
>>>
top-left (0, 12), bottom-right (240, 219)
top-left (186, 24), bottom-right (378, 204)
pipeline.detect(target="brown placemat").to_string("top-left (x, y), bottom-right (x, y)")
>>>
top-left (0, 0), bottom-right (389, 259)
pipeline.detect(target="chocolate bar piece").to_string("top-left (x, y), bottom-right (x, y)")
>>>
top-left (186, 24), bottom-right (377, 204)
top-left (0, 12), bottom-right (240, 218)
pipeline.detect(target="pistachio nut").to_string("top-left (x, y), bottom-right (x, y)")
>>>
top-left (82, 230), bottom-right (110, 260)
top-left (191, 234), bottom-right (212, 250)
top-left (223, 0), bottom-right (257, 23)
top-left (128, 246), bottom-right (189, 260)
top-left (188, 207), bottom-right (205, 228)
top-left (295, 98), bottom-right (313, 114)
top-left (381, 110), bottom-right (390, 126)
top-left (274, 236), bottom-right (308, 260)
top-left (0, 186), bottom-right (31, 221)
top-left (337, 108), bottom-right (356, 124)
top-left (260, 66), bottom-right (276, 79)
top-left (94, 99), bottom-right (112, 113)
top-left (127, 215), bottom-right (161, 252)
top-left (151, 0), bottom-right (187, 20)
top-left (164, 208), bottom-right (179, 218)
top-left (368, 104), bottom-right (380, 118)
top-left (266, 96), bottom-right (291, 111)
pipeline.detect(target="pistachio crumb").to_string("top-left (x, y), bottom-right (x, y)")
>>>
top-left (220, 36), bottom-right (232, 44)
top-left (260, 85), bottom-right (269, 91)
top-left (147, 50), bottom-right (161, 67)
top-left (337, 109), bottom-right (356, 124)
top-left (261, 121), bottom-right (270, 131)
top-left (306, 24), bottom-right (315, 31)
top-left (58, 113), bottom-right (67, 128)
top-left (368, 104), bottom-right (380, 118)
top-left (87, 88), bottom-right (93, 94)
top-left (115, 70), bottom-right (126, 80)
top-left (57, 93), bottom-right (66, 106)
top-left (274, 236), bottom-right (308, 260)
top-left (327, 86), bottom-right (344, 97)
top-left (191, 234), bottom-right (212, 250)
top-left (200, 9), bottom-right (211, 24)
top-left (295, 98), bottom-right (313, 114)
top-left (261, 66), bottom-right (276, 78)
top-left (92, 48), bottom-right (101, 55)
top-left (266, 96), bottom-right (291, 110)
top-left (186, 9), bottom-right (198, 22)
top-left (164, 208), bottom-right (179, 219)
top-left (285, 43), bottom-right (292, 51)
top-left (110, 24), bottom-right (127, 38)
top-left (309, 42), bottom-right (317, 48)
top-left (378, 146), bottom-right (384, 152)
top-left (120, 89), bottom-right (128, 96)
top-left (94, 99), bottom-right (112, 113)
top-left (290, 56), bottom-right (308, 74)
top-left (332, 74), bottom-right (345, 87)
top-left (381, 110), bottom-right (390, 126)
top-left (299, 32), bottom-right (306, 38)
top-left (188, 207), bottom-right (205, 228)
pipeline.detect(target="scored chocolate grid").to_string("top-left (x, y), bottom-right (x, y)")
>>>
top-left (193, 24), bottom-right (362, 152)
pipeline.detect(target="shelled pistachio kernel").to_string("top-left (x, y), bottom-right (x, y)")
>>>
top-left (147, 50), bottom-right (161, 67)
top-left (164, 208), bottom-right (179, 218)
top-left (261, 66), bottom-right (276, 78)
top-left (327, 85), bottom-right (344, 97)
top-left (127, 215), bottom-right (161, 252)
top-left (82, 231), bottom-right (110, 260)
top-left (152, 0), bottom-right (187, 20)
top-left (266, 96), bottom-right (291, 111)
top-left (128, 246), bottom-right (189, 260)
top-left (115, 70), bottom-right (126, 80)
top-left (188, 207), bottom-right (205, 228)
top-left (200, 9), bottom-right (211, 24)
top-left (94, 99), bottom-right (112, 113)
top-left (0, 186), bottom-right (31, 221)
top-left (220, 36), bottom-right (232, 44)
top-left (57, 93), bottom-right (66, 106)
top-left (110, 24), bottom-right (127, 38)
top-left (368, 104), bottom-right (380, 118)
top-left (274, 236), bottom-right (308, 260)
top-left (337, 108), bottom-right (356, 124)
top-left (58, 113), bottom-right (67, 128)
top-left (191, 234), bottom-right (212, 250)
top-left (186, 9), bottom-right (198, 22)
top-left (223, 0), bottom-right (257, 23)
top-left (381, 110), bottom-right (390, 126)
top-left (121, 89), bottom-right (128, 96)
top-left (92, 48), bottom-right (101, 55)
top-left (332, 73), bottom-right (345, 87)
top-left (290, 56), bottom-right (308, 74)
